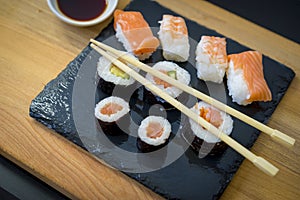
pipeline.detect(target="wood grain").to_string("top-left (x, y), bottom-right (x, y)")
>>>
top-left (0, 0), bottom-right (299, 199)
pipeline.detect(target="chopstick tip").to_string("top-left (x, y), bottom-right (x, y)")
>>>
top-left (271, 130), bottom-right (295, 147)
top-left (253, 156), bottom-right (279, 177)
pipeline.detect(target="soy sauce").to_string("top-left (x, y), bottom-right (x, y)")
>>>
top-left (57, 0), bottom-right (107, 21)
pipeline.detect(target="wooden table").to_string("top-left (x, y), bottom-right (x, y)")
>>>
top-left (1, 0), bottom-right (299, 199)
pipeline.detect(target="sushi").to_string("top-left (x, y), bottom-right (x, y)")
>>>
top-left (97, 55), bottom-right (139, 95)
top-left (137, 116), bottom-right (171, 152)
top-left (95, 96), bottom-right (130, 135)
top-left (195, 36), bottom-right (228, 83)
top-left (144, 61), bottom-right (191, 105)
top-left (114, 9), bottom-right (160, 60)
top-left (158, 14), bottom-right (190, 62)
top-left (227, 51), bottom-right (272, 105)
top-left (189, 101), bottom-right (233, 156)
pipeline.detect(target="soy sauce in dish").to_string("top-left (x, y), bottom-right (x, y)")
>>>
top-left (57, 0), bottom-right (107, 21)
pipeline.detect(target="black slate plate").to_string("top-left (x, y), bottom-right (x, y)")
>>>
top-left (29, 0), bottom-right (295, 199)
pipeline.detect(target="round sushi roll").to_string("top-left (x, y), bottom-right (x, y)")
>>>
top-left (137, 116), bottom-right (171, 152)
top-left (189, 101), bottom-right (233, 156)
top-left (95, 96), bottom-right (130, 135)
top-left (144, 61), bottom-right (191, 107)
top-left (97, 55), bottom-right (139, 95)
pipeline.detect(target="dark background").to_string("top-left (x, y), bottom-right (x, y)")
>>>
top-left (208, 0), bottom-right (300, 43)
top-left (1, 0), bottom-right (299, 199)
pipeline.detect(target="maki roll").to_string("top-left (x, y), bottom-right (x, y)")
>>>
top-left (114, 9), bottom-right (160, 60)
top-left (195, 36), bottom-right (228, 83)
top-left (137, 116), bottom-right (171, 152)
top-left (97, 55), bottom-right (139, 95)
top-left (144, 61), bottom-right (191, 106)
top-left (158, 14), bottom-right (190, 62)
top-left (227, 51), bottom-right (272, 105)
top-left (189, 101), bottom-right (233, 156)
top-left (95, 96), bottom-right (130, 135)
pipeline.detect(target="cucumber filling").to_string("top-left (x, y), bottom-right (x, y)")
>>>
top-left (110, 65), bottom-right (130, 79)
top-left (167, 70), bottom-right (177, 80)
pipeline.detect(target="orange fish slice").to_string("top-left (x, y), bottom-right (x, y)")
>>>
top-left (200, 107), bottom-right (223, 128)
top-left (228, 51), bottom-right (272, 103)
top-left (146, 122), bottom-right (164, 139)
top-left (100, 103), bottom-right (123, 116)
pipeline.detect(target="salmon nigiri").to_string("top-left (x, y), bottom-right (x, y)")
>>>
top-left (113, 9), bottom-right (160, 60)
top-left (227, 51), bottom-right (272, 105)
top-left (158, 14), bottom-right (190, 62)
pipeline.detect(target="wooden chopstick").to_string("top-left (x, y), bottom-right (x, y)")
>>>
top-left (90, 39), bottom-right (295, 147)
top-left (90, 43), bottom-right (279, 176)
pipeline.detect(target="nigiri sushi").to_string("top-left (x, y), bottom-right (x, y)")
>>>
top-left (95, 96), bottom-right (130, 135)
top-left (227, 51), bottom-right (272, 105)
top-left (114, 9), bottom-right (160, 60)
top-left (158, 14), bottom-right (190, 62)
top-left (97, 54), bottom-right (139, 95)
top-left (195, 36), bottom-right (228, 83)
top-left (189, 101), bottom-right (233, 156)
top-left (137, 116), bottom-right (171, 152)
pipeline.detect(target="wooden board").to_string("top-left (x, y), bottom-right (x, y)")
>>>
top-left (0, 0), bottom-right (300, 199)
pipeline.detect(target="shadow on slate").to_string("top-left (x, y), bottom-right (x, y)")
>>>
top-left (29, 0), bottom-right (295, 199)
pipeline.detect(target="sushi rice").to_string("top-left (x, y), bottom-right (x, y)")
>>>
top-left (226, 61), bottom-right (250, 105)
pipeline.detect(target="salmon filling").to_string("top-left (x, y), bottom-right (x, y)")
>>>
top-left (146, 122), bottom-right (164, 139)
top-left (200, 107), bottom-right (223, 128)
top-left (100, 103), bottom-right (123, 116)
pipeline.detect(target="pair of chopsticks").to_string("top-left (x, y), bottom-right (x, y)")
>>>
top-left (90, 39), bottom-right (295, 176)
